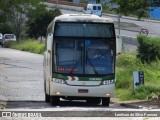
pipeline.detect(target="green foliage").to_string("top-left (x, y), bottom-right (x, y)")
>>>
top-left (115, 89), bottom-right (133, 101)
top-left (133, 9), bottom-right (148, 20)
top-left (134, 85), bottom-right (160, 100)
top-left (54, 8), bottom-right (62, 15)
top-left (102, 3), bottom-right (116, 14)
top-left (0, 14), bottom-right (7, 23)
top-left (80, 0), bottom-right (88, 3)
top-left (110, 0), bottom-right (131, 15)
top-left (5, 40), bottom-right (45, 54)
top-left (116, 53), bottom-right (160, 100)
top-left (27, 8), bottom-right (62, 38)
top-left (110, 0), bottom-right (150, 19)
top-left (137, 35), bottom-right (160, 63)
top-left (116, 54), bottom-right (142, 89)
top-left (0, 104), bottom-right (5, 109)
top-left (0, 0), bottom-right (46, 40)
top-left (0, 24), bottom-right (13, 34)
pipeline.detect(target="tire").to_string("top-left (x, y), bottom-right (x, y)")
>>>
top-left (102, 97), bottom-right (110, 106)
top-left (50, 96), bottom-right (60, 106)
top-left (86, 98), bottom-right (101, 105)
top-left (45, 93), bottom-right (50, 103)
top-left (44, 79), bottom-right (50, 103)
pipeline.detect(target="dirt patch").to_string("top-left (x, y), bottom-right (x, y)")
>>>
top-left (120, 99), bottom-right (160, 109)
top-left (112, 97), bottom-right (160, 109)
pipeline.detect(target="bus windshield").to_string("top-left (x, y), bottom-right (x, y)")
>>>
top-left (53, 22), bottom-right (115, 75)
top-left (54, 22), bottom-right (114, 38)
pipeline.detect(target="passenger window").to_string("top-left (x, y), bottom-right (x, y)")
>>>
top-left (98, 6), bottom-right (101, 10)
top-left (93, 6), bottom-right (96, 10)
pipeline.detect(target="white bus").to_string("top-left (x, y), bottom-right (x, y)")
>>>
top-left (44, 14), bottom-right (116, 106)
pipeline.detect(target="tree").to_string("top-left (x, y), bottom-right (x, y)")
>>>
top-left (110, 0), bottom-right (160, 20)
top-left (27, 8), bottom-right (62, 39)
top-left (0, 24), bottom-right (13, 34)
top-left (96, 0), bottom-right (100, 3)
top-left (0, 0), bottom-right (46, 40)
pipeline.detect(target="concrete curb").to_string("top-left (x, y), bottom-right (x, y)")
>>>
top-left (120, 103), bottom-right (143, 109)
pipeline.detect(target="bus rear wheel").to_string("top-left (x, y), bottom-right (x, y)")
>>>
top-left (102, 97), bottom-right (110, 106)
top-left (50, 96), bottom-right (60, 106)
top-left (45, 93), bottom-right (50, 103)
top-left (86, 97), bottom-right (101, 105)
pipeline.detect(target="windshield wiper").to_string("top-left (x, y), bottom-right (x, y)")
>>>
top-left (69, 56), bottom-right (82, 74)
top-left (86, 51), bottom-right (99, 75)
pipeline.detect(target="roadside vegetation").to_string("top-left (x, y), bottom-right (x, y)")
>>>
top-left (116, 53), bottom-right (160, 101)
top-left (5, 40), bottom-right (45, 54)
top-left (0, 103), bottom-right (5, 109)
top-left (6, 36), bottom-right (160, 101)
top-left (116, 35), bottom-right (160, 101)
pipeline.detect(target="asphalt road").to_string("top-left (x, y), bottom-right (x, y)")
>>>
top-left (0, 47), bottom-right (44, 101)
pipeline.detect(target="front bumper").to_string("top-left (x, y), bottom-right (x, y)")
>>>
top-left (50, 81), bottom-right (114, 98)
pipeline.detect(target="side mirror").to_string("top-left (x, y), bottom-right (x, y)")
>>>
top-left (47, 33), bottom-right (53, 53)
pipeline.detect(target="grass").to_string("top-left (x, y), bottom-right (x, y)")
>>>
top-left (0, 103), bottom-right (5, 109)
top-left (5, 40), bottom-right (160, 101)
top-left (5, 39), bottom-right (45, 54)
top-left (116, 53), bottom-right (160, 101)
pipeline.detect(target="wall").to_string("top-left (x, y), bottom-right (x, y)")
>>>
top-left (150, 7), bottom-right (160, 19)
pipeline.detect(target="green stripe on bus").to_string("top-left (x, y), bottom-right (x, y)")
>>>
top-left (52, 73), bottom-right (68, 80)
top-left (52, 73), bottom-right (114, 81)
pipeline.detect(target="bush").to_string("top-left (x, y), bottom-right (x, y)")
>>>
top-left (116, 54), bottom-right (142, 89)
top-left (5, 39), bottom-right (45, 54)
top-left (53, 8), bottom-right (62, 16)
top-left (137, 35), bottom-right (160, 63)
top-left (134, 85), bottom-right (160, 100)
top-left (116, 53), bottom-right (160, 100)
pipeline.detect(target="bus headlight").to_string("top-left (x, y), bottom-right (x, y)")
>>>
top-left (52, 79), bottom-right (66, 84)
top-left (101, 80), bottom-right (115, 85)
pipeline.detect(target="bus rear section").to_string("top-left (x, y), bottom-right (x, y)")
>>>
top-left (44, 14), bottom-right (116, 106)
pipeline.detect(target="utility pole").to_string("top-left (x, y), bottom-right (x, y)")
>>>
top-left (118, 14), bottom-right (121, 37)
top-left (56, 0), bottom-right (58, 8)
top-left (117, 14), bottom-right (123, 54)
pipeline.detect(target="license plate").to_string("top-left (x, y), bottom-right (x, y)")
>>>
top-left (78, 89), bottom-right (88, 93)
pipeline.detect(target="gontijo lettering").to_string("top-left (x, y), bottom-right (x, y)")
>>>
top-left (89, 78), bottom-right (102, 81)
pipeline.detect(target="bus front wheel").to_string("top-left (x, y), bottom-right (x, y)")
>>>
top-left (50, 96), bottom-right (60, 106)
top-left (102, 97), bottom-right (110, 106)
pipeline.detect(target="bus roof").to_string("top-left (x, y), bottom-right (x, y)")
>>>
top-left (47, 14), bottom-right (114, 34)
top-left (55, 14), bottom-right (113, 23)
